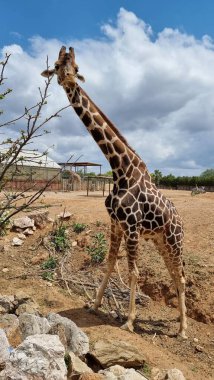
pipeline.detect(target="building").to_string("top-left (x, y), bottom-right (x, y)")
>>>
top-left (0, 150), bottom-right (61, 191)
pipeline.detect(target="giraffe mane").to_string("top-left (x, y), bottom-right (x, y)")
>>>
top-left (79, 86), bottom-right (141, 160)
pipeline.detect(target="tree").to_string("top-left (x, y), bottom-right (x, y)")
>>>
top-left (0, 54), bottom-right (69, 234)
top-left (200, 169), bottom-right (214, 178)
top-left (152, 169), bottom-right (163, 186)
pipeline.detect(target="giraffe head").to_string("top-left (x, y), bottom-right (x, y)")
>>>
top-left (41, 46), bottom-right (85, 86)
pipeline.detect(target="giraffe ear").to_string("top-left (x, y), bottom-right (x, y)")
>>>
top-left (77, 73), bottom-right (85, 82)
top-left (41, 69), bottom-right (55, 78)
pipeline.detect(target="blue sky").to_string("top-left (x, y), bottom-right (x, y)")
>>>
top-left (1, 1), bottom-right (214, 175)
top-left (3, 0), bottom-right (214, 46)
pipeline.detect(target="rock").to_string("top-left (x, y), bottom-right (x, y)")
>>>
top-left (90, 339), bottom-right (145, 368)
top-left (0, 305), bottom-right (6, 314)
top-left (23, 228), bottom-right (34, 236)
top-left (19, 313), bottom-right (51, 339)
top-left (2, 267), bottom-right (9, 273)
top-left (49, 323), bottom-right (67, 349)
top-left (58, 211), bottom-right (72, 220)
top-left (15, 300), bottom-right (39, 316)
top-left (11, 237), bottom-right (24, 246)
top-left (0, 314), bottom-right (20, 344)
top-left (13, 292), bottom-right (32, 307)
top-left (195, 345), bottom-right (204, 353)
top-left (80, 374), bottom-right (105, 380)
top-left (47, 312), bottom-right (89, 356)
top-left (27, 210), bottom-right (49, 228)
top-left (13, 216), bottom-right (34, 230)
top-left (151, 367), bottom-right (186, 380)
top-left (69, 351), bottom-right (93, 375)
top-left (0, 295), bottom-right (14, 313)
top-left (72, 241), bottom-right (78, 247)
top-left (17, 233), bottom-right (26, 240)
top-left (0, 334), bottom-right (67, 380)
top-left (0, 329), bottom-right (10, 365)
top-left (100, 365), bottom-right (148, 379)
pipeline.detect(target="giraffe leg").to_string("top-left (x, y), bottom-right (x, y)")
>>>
top-left (162, 255), bottom-right (187, 339)
top-left (121, 232), bottom-right (139, 332)
top-left (93, 219), bottom-right (123, 310)
top-left (173, 267), bottom-right (187, 339)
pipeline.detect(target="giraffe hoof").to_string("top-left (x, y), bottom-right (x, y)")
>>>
top-left (177, 331), bottom-right (188, 340)
top-left (120, 322), bottom-right (134, 333)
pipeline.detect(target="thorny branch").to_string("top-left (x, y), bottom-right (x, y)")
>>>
top-left (0, 54), bottom-right (71, 232)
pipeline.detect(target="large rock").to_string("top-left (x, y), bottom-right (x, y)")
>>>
top-left (69, 351), bottom-right (93, 375)
top-left (15, 300), bottom-right (39, 316)
top-left (0, 295), bottom-right (14, 313)
top-left (0, 314), bottom-right (20, 344)
top-left (100, 365), bottom-right (148, 380)
top-left (152, 368), bottom-right (186, 380)
top-left (0, 334), bottom-right (67, 380)
top-left (90, 339), bottom-right (145, 368)
top-left (80, 374), bottom-right (104, 380)
top-left (0, 329), bottom-right (10, 365)
top-left (19, 313), bottom-right (51, 339)
top-left (27, 210), bottom-right (49, 228)
top-left (13, 216), bottom-right (34, 230)
top-left (47, 312), bottom-right (89, 356)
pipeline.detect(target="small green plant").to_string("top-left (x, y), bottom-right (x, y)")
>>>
top-left (41, 257), bottom-right (57, 270)
top-left (51, 224), bottom-right (69, 252)
top-left (142, 362), bottom-right (151, 377)
top-left (0, 211), bottom-right (10, 236)
top-left (87, 232), bottom-right (107, 263)
top-left (95, 220), bottom-right (102, 227)
top-left (72, 223), bottom-right (87, 233)
top-left (42, 271), bottom-right (54, 281)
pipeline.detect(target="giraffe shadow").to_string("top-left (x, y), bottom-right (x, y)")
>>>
top-left (59, 307), bottom-right (177, 338)
top-left (135, 317), bottom-right (178, 338)
top-left (59, 307), bottom-right (120, 328)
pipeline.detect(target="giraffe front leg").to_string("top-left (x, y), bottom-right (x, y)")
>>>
top-left (92, 220), bottom-right (123, 311)
top-left (121, 233), bottom-right (139, 332)
top-left (174, 270), bottom-right (187, 339)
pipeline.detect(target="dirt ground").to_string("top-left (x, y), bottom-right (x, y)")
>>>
top-left (0, 189), bottom-right (214, 380)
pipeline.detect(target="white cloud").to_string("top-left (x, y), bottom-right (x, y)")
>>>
top-left (1, 8), bottom-right (214, 175)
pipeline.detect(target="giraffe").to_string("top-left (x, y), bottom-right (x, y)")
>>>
top-left (41, 46), bottom-right (187, 339)
top-left (69, 170), bottom-right (81, 191)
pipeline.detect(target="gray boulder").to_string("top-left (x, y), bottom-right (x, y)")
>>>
top-left (100, 365), bottom-right (148, 380)
top-left (13, 216), bottom-right (34, 230)
top-left (19, 313), bottom-right (51, 339)
top-left (0, 328), bottom-right (10, 365)
top-left (0, 334), bottom-right (67, 380)
top-left (47, 312), bottom-right (89, 356)
top-left (152, 368), bottom-right (186, 380)
top-left (0, 295), bottom-right (14, 313)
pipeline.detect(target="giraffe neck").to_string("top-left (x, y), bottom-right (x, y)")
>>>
top-left (64, 83), bottom-right (149, 181)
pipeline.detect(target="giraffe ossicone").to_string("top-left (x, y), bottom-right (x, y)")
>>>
top-left (41, 46), bottom-right (187, 339)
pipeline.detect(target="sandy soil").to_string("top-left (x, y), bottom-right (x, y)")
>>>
top-left (0, 189), bottom-right (214, 380)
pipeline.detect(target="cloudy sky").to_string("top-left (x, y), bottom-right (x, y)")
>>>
top-left (1, 0), bottom-right (214, 175)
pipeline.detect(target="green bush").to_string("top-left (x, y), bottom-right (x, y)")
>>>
top-left (87, 232), bottom-right (107, 263)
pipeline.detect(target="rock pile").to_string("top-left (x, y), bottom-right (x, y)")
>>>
top-left (11, 211), bottom-right (50, 246)
top-left (0, 293), bottom-right (186, 380)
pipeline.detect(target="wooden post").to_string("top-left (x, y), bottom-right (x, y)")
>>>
top-left (103, 178), bottom-right (106, 197)
top-left (87, 176), bottom-right (89, 196)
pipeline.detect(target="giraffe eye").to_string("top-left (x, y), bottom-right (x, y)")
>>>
top-left (55, 64), bottom-right (59, 70)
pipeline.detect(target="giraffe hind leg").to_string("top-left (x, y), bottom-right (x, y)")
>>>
top-left (162, 254), bottom-right (187, 339)
top-left (93, 220), bottom-right (123, 311)
top-left (121, 233), bottom-right (139, 332)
